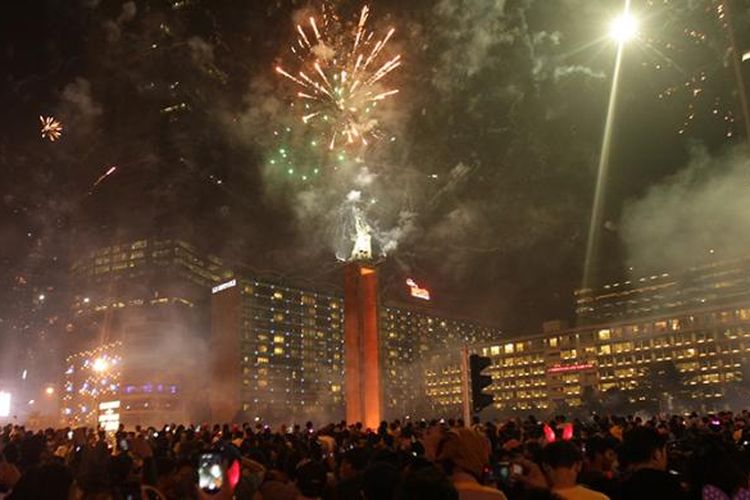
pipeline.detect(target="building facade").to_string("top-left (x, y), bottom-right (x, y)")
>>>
top-left (381, 305), bottom-right (501, 418)
top-left (62, 237), bottom-right (232, 427)
top-left (575, 255), bottom-right (750, 324)
top-left (210, 278), bottom-right (345, 424)
top-left (210, 277), bottom-right (503, 424)
top-left (425, 302), bottom-right (750, 417)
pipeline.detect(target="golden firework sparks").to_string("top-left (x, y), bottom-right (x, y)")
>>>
top-left (276, 4), bottom-right (401, 150)
top-left (40, 115), bottom-right (63, 142)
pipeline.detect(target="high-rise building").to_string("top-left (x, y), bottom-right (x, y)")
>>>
top-left (380, 305), bottom-right (501, 418)
top-left (62, 237), bottom-right (232, 427)
top-left (425, 258), bottom-right (750, 416)
top-left (210, 278), bottom-right (345, 424)
top-left (209, 273), bottom-right (502, 424)
top-left (575, 255), bottom-right (750, 324)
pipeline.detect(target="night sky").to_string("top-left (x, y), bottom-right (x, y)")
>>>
top-left (1, 0), bottom-right (749, 360)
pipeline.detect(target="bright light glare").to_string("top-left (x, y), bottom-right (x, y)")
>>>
top-left (92, 357), bottom-right (109, 373)
top-left (609, 14), bottom-right (637, 43)
top-left (45, 386), bottom-right (55, 396)
top-left (0, 392), bottom-right (10, 417)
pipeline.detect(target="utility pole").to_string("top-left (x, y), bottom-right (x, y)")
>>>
top-left (460, 346), bottom-right (471, 427)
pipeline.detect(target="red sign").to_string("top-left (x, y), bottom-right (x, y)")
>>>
top-left (406, 278), bottom-right (430, 301)
top-left (547, 363), bottom-right (594, 374)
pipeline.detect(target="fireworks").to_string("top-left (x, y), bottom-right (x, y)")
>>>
top-left (39, 115), bottom-right (63, 142)
top-left (276, 4), bottom-right (401, 150)
top-left (89, 166), bottom-right (118, 193)
top-left (264, 126), bottom-right (354, 183)
top-left (643, 1), bottom-right (740, 138)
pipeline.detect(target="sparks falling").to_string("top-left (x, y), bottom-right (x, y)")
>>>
top-left (643, 0), bottom-right (741, 139)
top-left (39, 115), bottom-right (63, 142)
top-left (275, 4), bottom-right (401, 151)
top-left (89, 166), bottom-right (118, 194)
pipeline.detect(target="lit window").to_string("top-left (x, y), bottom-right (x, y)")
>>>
top-left (504, 343), bottom-right (514, 354)
top-left (598, 329), bottom-right (611, 341)
top-left (490, 346), bottom-right (500, 356)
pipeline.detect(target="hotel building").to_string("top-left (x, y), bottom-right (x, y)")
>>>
top-left (425, 259), bottom-right (750, 416)
top-left (210, 278), bottom-right (502, 423)
top-left (62, 237), bottom-right (232, 427)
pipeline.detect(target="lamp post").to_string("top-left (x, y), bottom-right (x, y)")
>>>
top-left (582, 1), bottom-right (638, 291)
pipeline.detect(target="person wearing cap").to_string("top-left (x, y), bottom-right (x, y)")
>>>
top-left (437, 428), bottom-right (507, 500)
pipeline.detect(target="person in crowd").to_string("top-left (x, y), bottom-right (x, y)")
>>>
top-left (437, 427), bottom-right (507, 500)
top-left (5, 411), bottom-right (750, 499)
top-left (540, 440), bottom-right (608, 500)
top-left (618, 426), bottom-right (687, 500)
top-left (578, 436), bottom-right (618, 498)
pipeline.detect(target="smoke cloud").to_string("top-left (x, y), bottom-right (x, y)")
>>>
top-left (60, 77), bottom-right (103, 135)
top-left (621, 146), bottom-right (750, 274)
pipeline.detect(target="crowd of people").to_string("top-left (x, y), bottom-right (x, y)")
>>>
top-left (2, 412), bottom-right (750, 499)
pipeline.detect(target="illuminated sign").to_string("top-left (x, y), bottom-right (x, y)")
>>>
top-left (98, 400), bottom-right (121, 431)
top-left (212, 279), bottom-right (237, 294)
top-left (406, 278), bottom-right (431, 301)
top-left (0, 391), bottom-right (10, 418)
top-left (547, 363), bottom-right (594, 374)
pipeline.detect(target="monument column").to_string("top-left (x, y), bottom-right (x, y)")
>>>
top-left (343, 262), bottom-right (381, 429)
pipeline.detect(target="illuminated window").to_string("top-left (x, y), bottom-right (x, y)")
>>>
top-left (274, 347), bottom-right (284, 355)
top-left (273, 335), bottom-right (285, 344)
top-left (504, 343), bottom-right (514, 354)
top-left (598, 329), bottom-right (611, 341)
top-left (258, 345), bottom-right (268, 353)
top-left (273, 291), bottom-right (283, 300)
top-left (257, 357), bottom-right (268, 364)
top-left (599, 345), bottom-right (611, 355)
top-left (549, 338), bottom-right (558, 348)
top-left (490, 346), bottom-right (500, 355)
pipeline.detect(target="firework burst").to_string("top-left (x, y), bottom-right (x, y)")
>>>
top-left (40, 115), bottom-right (63, 142)
top-left (275, 4), bottom-right (401, 151)
top-left (642, 0), bottom-right (741, 139)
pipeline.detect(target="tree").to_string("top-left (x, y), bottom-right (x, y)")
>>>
top-left (644, 361), bottom-right (689, 412)
top-left (581, 385), bottom-right (603, 415)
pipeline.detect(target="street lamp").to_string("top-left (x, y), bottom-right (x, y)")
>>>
top-left (608, 13), bottom-right (637, 44)
top-left (582, 1), bottom-right (637, 290)
top-left (92, 357), bottom-right (109, 373)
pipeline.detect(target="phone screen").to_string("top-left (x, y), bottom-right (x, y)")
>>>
top-left (198, 453), bottom-right (224, 494)
top-left (511, 463), bottom-right (523, 476)
top-left (495, 462), bottom-right (510, 482)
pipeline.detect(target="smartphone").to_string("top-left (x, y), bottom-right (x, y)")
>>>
top-left (198, 453), bottom-right (224, 494)
top-left (511, 463), bottom-right (523, 476)
top-left (495, 461), bottom-right (511, 483)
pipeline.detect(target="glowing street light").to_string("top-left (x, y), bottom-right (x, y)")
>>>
top-left (583, 2), bottom-right (636, 289)
top-left (609, 13), bottom-right (637, 44)
top-left (45, 386), bottom-right (55, 396)
top-left (92, 357), bottom-right (109, 373)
